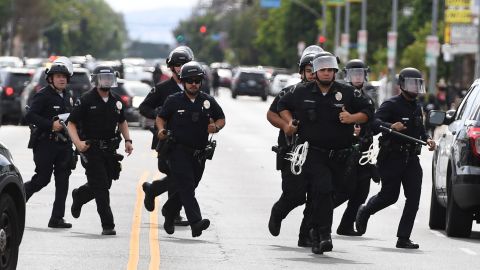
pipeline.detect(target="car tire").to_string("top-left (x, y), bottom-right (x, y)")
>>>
top-left (429, 185), bottom-right (445, 230)
top-left (445, 180), bottom-right (472, 237)
top-left (232, 91), bottom-right (237, 99)
top-left (261, 95), bottom-right (267, 102)
top-left (0, 194), bottom-right (20, 270)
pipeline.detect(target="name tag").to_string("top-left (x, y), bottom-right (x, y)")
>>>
top-left (53, 106), bottom-right (60, 110)
top-left (333, 103), bottom-right (344, 108)
top-left (90, 106), bottom-right (97, 109)
top-left (177, 110), bottom-right (185, 113)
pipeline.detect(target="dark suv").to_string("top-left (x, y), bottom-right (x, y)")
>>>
top-left (231, 68), bottom-right (269, 101)
top-left (428, 80), bottom-right (480, 237)
top-left (0, 141), bottom-right (26, 269)
top-left (21, 67), bottom-right (91, 121)
top-left (0, 68), bottom-right (34, 124)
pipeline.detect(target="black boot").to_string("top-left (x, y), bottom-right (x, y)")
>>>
top-left (162, 208), bottom-right (175, 235)
top-left (310, 229), bottom-right (322, 254)
top-left (142, 182), bottom-right (155, 212)
top-left (71, 189), bottom-right (82, 219)
top-left (319, 234), bottom-right (333, 253)
top-left (48, 218), bottom-right (72, 229)
top-left (102, 228), bottom-right (116, 236)
top-left (268, 207), bottom-right (282, 237)
top-left (191, 219), bottom-right (210, 237)
top-left (396, 238), bottom-right (419, 249)
top-left (355, 205), bottom-right (370, 235)
top-left (336, 224), bottom-right (362, 236)
top-left (298, 233), bottom-right (312, 247)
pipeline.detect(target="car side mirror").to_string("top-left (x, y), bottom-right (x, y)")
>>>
top-left (428, 110), bottom-right (446, 126)
top-left (445, 109), bottom-right (456, 122)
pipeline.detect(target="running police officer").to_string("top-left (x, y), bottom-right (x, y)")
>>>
top-left (67, 65), bottom-right (134, 235)
top-left (140, 46), bottom-right (193, 227)
top-left (356, 67), bottom-right (435, 249)
top-left (156, 61), bottom-right (225, 237)
top-left (267, 45), bottom-right (323, 247)
top-left (336, 59), bottom-right (378, 236)
top-left (24, 57), bottom-right (75, 229)
top-left (277, 51), bottom-right (373, 254)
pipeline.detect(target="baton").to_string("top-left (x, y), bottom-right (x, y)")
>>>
top-left (284, 119), bottom-right (299, 146)
top-left (379, 125), bottom-right (427, 146)
top-left (60, 120), bottom-right (89, 163)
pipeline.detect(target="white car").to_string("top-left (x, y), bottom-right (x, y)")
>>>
top-left (270, 74), bottom-right (292, 96)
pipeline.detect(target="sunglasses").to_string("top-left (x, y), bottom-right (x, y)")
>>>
top-left (184, 78), bottom-right (202, 84)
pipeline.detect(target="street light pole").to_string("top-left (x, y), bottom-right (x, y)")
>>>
top-left (389, 0), bottom-right (398, 96)
top-left (322, 0), bottom-right (327, 38)
top-left (476, 1), bottom-right (480, 79)
top-left (344, 1), bottom-right (350, 61)
top-left (359, 0), bottom-right (367, 61)
top-left (334, 5), bottom-right (341, 55)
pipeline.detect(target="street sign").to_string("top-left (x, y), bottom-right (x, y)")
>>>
top-left (425, 35), bottom-right (440, 67)
top-left (450, 24), bottom-right (478, 45)
top-left (387, 31), bottom-right (397, 69)
top-left (260, 0), bottom-right (281, 8)
top-left (357, 30), bottom-right (367, 54)
top-left (446, 0), bottom-right (470, 7)
top-left (445, 9), bottom-right (472, 23)
top-left (327, 0), bottom-right (345, 6)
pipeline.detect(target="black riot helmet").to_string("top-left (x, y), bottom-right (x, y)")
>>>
top-left (299, 53), bottom-right (316, 73)
top-left (45, 56), bottom-right (73, 83)
top-left (343, 59), bottom-right (370, 85)
top-left (179, 61), bottom-right (206, 81)
top-left (312, 51), bottom-right (339, 72)
top-left (398, 67), bottom-right (425, 98)
top-left (91, 65), bottom-right (118, 89)
top-left (166, 47), bottom-right (193, 67)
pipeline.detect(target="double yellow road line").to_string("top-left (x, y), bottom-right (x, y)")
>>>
top-left (127, 171), bottom-right (161, 270)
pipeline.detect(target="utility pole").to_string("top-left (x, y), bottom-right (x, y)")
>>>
top-left (342, 0), bottom-right (350, 62)
top-left (358, 0), bottom-right (367, 62)
top-left (428, 0), bottom-right (439, 94)
top-left (334, 5), bottom-right (341, 56)
top-left (322, 0), bottom-right (327, 38)
top-left (389, 0), bottom-right (398, 96)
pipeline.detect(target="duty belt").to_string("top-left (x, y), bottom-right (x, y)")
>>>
top-left (88, 138), bottom-right (118, 151)
top-left (309, 145), bottom-right (337, 158)
top-left (175, 143), bottom-right (204, 156)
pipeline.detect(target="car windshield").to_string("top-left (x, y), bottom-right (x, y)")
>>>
top-left (70, 72), bottom-right (90, 85)
top-left (8, 73), bottom-right (31, 90)
top-left (240, 72), bottom-right (265, 81)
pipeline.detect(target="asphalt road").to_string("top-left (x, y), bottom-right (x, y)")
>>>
top-left (1, 88), bottom-right (479, 270)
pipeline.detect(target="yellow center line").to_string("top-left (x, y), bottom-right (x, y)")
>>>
top-left (127, 171), bottom-right (149, 270)
top-left (149, 198), bottom-right (160, 270)
top-left (149, 170), bottom-right (162, 269)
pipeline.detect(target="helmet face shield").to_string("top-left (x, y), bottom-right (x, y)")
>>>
top-left (402, 77), bottom-right (425, 94)
top-left (94, 73), bottom-right (117, 88)
top-left (345, 68), bottom-right (366, 84)
top-left (301, 45), bottom-right (324, 58)
top-left (313, 56), bottom-right (339, 72)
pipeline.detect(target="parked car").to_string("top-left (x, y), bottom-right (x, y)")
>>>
top-left (21, 67), bottom-right (91, 122)
top-left (270, 74), bottom-right (292, 96)
top-left (217, 68), bottom-right (233, 88)
top-left (231, 68), bottom-right (269, 101)
top-left (0, 56), bottom-right (23, 68)
top-left (0, 141), bottom-right (26, 269)
top-left (110, 79), bottom-right (152, 123)
top-left (428, 79), bottom-right (480, 237)
top-left (0, 67), bottom-right (34, 124)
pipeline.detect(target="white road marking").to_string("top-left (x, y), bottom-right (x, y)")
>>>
top-left (460, 248), bottom-right (477, 256)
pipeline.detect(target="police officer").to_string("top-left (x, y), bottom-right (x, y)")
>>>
top-left (140, 46), bottom-right (193, 227)
top-left (24, 57), bottom-right (75, 228)
top-left (336, 59), bottom-right (378, 236)
top-left (156, 61), bottom-right (225, 237)
top-left (267, 45), bottom-right (323, 247)
top-left (67, 65), bottom-right (134, 235)
top-left (356, 67), bottom-right (435, 249)
top-left (277, 51), bottom-right (373, 254)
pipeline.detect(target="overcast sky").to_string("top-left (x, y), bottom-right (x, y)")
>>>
top-left (105, 0), bottom-right (200, 44)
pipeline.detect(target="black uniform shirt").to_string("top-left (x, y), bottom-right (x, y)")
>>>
top-left (158, 92), bottom-right (225, 149)
top-left (278, 81), bottom-right (373, 149)
top-left (373, 94), bottom-right (429, 144)
top-left (355, 88), bottom-right (376, 151)
top-left (269, 83), bottom-right (301, 147)
top-left (139, 78), bottom-right (182, 119)
top-left (26, 85), bottom-right (74, 132)
top-left (69, 88), bottom-right (126, 140)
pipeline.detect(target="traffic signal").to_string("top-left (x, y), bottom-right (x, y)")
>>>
top-left (318, 35), bottom-right (326, 44)
top-left (199, 25), bottom-right (207, 34)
